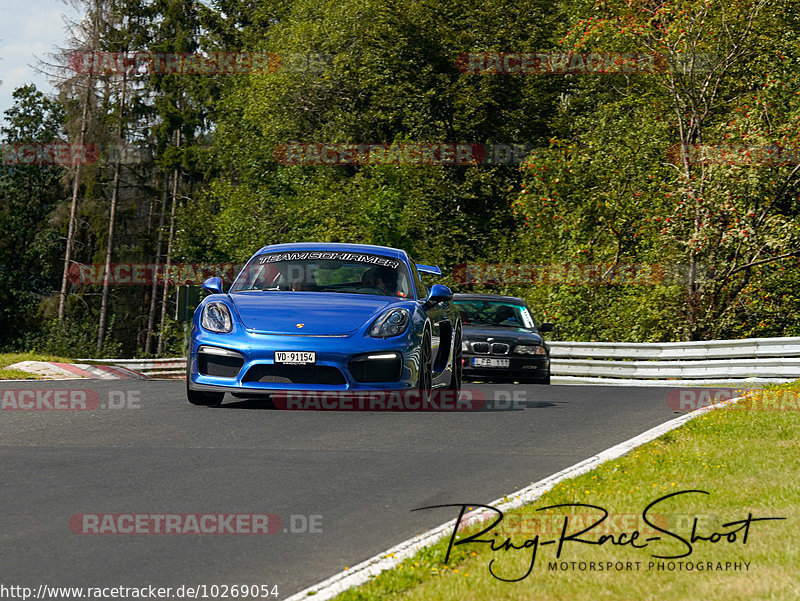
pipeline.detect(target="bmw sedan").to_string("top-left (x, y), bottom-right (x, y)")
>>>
top-left (454, 293), bottom-right (553, 384)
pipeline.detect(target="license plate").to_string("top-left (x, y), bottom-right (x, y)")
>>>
top-left (275, 351), bottom-right (316, 364)
top-left (472, 357), bottom-right (510, 368)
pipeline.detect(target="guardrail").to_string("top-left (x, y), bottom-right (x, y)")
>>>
top-left (83, 336), bottom-right (800, 383)
top-left (80, 358), bottom-right (186, 379)
top-left (548, 337), bottom-right (800, 383)
top-left (548, 337), bottom-right (800, 361)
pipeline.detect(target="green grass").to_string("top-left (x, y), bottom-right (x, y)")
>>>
top-left (0, 352), bottom-right (75, 380)
top-left (333, 382), bottom-right (800, 601)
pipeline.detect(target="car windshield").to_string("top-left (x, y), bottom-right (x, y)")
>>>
top-left (230, 251), bottom-right (412, 298)
top-left (454, 300), bottom-right (537, 329)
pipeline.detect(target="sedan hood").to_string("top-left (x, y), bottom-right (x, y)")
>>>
top-left (229, 291), bottom-right (396, 335)
top-left (462, 324), bottom-right (545, 345)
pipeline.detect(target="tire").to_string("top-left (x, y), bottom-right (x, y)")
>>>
top-left (186, 372), bottom-right (224, 406)
top-left (447, 322), bottom-right (463, 391)
top-left (416, 329), bottom-right (433, 403)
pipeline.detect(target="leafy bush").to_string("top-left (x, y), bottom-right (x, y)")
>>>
top-left (18, 315), bottom-right (123, 359)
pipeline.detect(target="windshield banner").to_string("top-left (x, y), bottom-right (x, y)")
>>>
top-left (256, 251), bottom-right (401, 269)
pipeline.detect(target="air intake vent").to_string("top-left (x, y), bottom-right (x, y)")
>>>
top-left (243, 365), bottom-right (346, 385)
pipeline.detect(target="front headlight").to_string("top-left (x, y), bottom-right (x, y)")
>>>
top-left (201, 301), bottom-right (233, 333)
top-left (369, 308), bottom-right (410, 338)
top-left (515, 344), bottom-right (546, 355)
top-left (462, 341), bottom-right (470, 352)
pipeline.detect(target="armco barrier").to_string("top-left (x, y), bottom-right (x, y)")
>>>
top-left (82, 337), bottom-right (800, 383)
top-left (547, 337), bottom-right (800, 361)
top-left (548, 337), bottom-right (800, 383)
top-left (78, 358), bottom-right (186, 379)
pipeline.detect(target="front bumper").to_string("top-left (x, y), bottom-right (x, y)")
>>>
top-left (462, 353), bottom-right (550, 381)
top-left (188, 328), bottom-right (418, 394)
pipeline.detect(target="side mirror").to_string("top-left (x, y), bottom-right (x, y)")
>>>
top-left (202, 276), bottom-right (223, 295)
top-left (424, 284), bottom-right (453, 308)
top-left (539, 322), bottom-right (554, 333)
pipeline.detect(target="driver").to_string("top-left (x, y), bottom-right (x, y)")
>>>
top-left (494, 305), bottom-right (520, 326)
top-left (361, 266), bottom-right (397, 295)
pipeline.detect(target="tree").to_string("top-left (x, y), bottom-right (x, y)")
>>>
top-left (177, 0), bottom-right (564, 273)
top-left (515, 0), bottom-right (800, 340)
top-left (0, 86), bottom-right (66, 345)
top-left (57, 0), bottom-right (101, 321)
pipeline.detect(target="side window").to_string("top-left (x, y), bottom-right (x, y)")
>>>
top-left (409, 261), bottom-right (428, 300)
top-left (520, 305), bottom-right (537, 329)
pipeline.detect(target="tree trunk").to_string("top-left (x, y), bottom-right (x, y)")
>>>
top-left (145, 174), bottom-right (168, 354)
top-left (157, 130), bottom-right (181, 355)
top-left (58, 5), bottom-right (99, 319)
top-left (97, 72), bottom-right (128, 351)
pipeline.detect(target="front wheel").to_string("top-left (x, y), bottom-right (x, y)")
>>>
top-left (416, 329), bottom-right (433, 403)
top-left (447, 323), bottom-right (463, 391)
top-left (186, 374), bottom-right (224, 406)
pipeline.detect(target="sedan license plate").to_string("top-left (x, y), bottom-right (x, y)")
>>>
top-left (472, 357), bottom-right (510, 368)
top-left (275, 351), bottom-right (316, 365)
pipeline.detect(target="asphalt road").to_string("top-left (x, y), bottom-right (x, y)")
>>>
top-left (0, 380), bottom-right (681, 597)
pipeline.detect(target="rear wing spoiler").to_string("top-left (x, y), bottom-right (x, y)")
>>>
top-left (415, 264), bottom-right (442, 276)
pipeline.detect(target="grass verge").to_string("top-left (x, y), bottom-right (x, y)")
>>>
top-left (333, 382), bottom-right (800, 601)
top-left (0, 352), bottom-right (74, 380)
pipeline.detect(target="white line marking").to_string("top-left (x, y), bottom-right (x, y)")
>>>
top-left (285, 394), bottom-right (744, 600)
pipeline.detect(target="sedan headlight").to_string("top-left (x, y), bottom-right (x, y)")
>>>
top-left (515, 344), bottom-right (546, 355)
top-left (462, 341), bottom-right (470, 352)
top-left (201, 301), bottom-right (233, 333)
top-left (369, 308), bottom-right (410, 338)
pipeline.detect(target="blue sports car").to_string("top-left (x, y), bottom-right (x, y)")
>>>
top-left (186, 243), bottom-right (462, 406)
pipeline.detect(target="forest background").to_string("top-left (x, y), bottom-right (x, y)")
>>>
top-left (2, 0), bottom-right (799, 357)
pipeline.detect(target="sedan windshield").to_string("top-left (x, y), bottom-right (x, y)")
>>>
top-left (454, 300), bottom-right (536, 329)
top-left (230, 251), bottom-right (412, 298)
